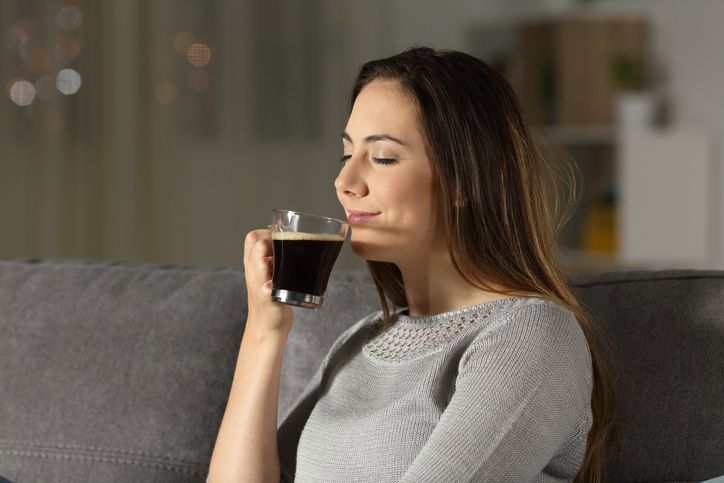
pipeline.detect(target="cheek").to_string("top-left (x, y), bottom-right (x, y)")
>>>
top-left (377, 170), bottom-right (434, 208)
top-left (407, 173), bottom-right (444, 240)
top-left (380, 171), bottom-right (440, 241)
top-left (405, 172), bottom-right (437, 218)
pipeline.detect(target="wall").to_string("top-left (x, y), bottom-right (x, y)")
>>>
top-left (650, 0), bottom-right (724, 269)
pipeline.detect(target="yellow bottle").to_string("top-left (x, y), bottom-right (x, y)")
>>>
top-left (581, 180), bottom-right (617, 254)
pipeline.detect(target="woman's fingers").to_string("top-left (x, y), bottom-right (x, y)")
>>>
top-left (243, 229), bottom-right (272, 268)
top-left (245, 230), bottom-right (275, 293)
top-left (241, 228), bottom-right (294, 334)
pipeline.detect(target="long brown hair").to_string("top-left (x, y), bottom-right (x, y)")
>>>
top-left (350, 47), bottom-right (618, 482)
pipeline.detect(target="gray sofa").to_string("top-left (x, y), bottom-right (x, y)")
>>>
top-left (0, 258), bottom-right (722, 482)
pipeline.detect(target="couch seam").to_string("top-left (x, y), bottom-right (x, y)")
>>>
top-left (0, 440), bottom-right (205, 467)
top-left (0, 259), bottom-right (373, 287)
top-left (0, 449), bottom-right (206, 476)
top-left (572, 274), bottom-right (724, 288)
top-left (0, 259), bottom-right (240, 275)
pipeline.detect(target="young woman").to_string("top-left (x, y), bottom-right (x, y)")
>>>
top-left (208, 47), bottom-right (617, 482)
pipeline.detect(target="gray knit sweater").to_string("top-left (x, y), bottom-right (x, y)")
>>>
top-left (277, 296), bottom-right (593, 482)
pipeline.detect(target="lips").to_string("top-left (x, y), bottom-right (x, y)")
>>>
top-left (345, 209), bottom-right (380, 224)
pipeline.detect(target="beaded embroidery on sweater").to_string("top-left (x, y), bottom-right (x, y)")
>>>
top-left (362, 297), bottom-right (525, 362)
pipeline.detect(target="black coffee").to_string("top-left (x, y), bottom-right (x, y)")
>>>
top-left (272, 233), bottom-right (344, 296)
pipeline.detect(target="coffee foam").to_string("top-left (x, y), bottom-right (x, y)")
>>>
top-left (271, 231), bottom-right (344, 242)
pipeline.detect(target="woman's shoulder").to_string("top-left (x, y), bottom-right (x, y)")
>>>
top-left (461, 296), bottom-right (591, 368)
top-left (457, 296), bottom-right (594, 400)
top-left (496, 296), bottom-right (582, 338)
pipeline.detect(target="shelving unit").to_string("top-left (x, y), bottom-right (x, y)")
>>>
top-left (536, 125), bottom-right (617, 271)
top-left (470, 12), bottom-right (714, 273)
top-left (470, 13), bottom-right (651, 273)
top-left (540, 130), bottom-right (622, 272)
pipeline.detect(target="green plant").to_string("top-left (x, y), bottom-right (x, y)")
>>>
top-left (611, 54), bottom-right (645, 91)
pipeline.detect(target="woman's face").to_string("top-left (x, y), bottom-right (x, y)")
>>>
top-left (335, 79), bottom-right (446, 264)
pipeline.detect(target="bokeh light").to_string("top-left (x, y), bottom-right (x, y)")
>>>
top-left (5, 77), bottom-right (21, 98)
top-left (55, 6), bottom-right (83, 32)
top-left (186, 43), bottom-right (212, 67)
top-left (5, 25), bottom-right (27, 49)
top-left (174, 32), bottom-right (195, 55)
top-left (155, 81), bottom-right (179, 104)
top-left (9, 79), bottom-right (36, 106)
top-left (56, 68), bottom-right (82, 95)
top-left (7, 20), bottom-right (36, 48)
top-left (55, 35), bottom-right (82, 63)
top-left (187, 69), bottom-right (211, 92)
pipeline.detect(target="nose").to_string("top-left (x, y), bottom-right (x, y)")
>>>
top-left (334, 158), bottom-right (368, 199)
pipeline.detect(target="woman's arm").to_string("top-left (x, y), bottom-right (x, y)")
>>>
top-left (207, 326), bottom-right (288, 483)
top-left (207, 229), bottom-right (294, 483)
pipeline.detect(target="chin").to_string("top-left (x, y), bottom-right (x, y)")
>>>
top-left (350, 240), bottom-right (371, 258)
top-left (350, 240), bottom-right (396, 264)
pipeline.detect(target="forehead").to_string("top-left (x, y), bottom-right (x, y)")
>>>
top-left (346, 80), bottom-right (422, 138)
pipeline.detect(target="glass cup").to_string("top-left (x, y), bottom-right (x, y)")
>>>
top-left (270, 209), bottom-right (348, 309)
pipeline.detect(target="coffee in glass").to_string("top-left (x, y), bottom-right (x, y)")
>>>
top-left (270, 210), bottom-right (348, 309)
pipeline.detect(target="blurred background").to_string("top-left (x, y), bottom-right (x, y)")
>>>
top-left (1, 0), bottom-right (722, 274)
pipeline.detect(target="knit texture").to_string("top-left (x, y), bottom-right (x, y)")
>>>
top-left (277, 296), bottom-right (593, 482)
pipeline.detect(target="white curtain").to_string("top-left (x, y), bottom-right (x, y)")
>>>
top-left (0, 0), bottom-right (391, 269)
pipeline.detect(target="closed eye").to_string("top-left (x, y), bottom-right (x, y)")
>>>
top-left (339, 155), bottom-right (398, 166)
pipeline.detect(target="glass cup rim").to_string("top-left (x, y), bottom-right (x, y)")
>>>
top-left (272, 208), bottom-right (347, 226)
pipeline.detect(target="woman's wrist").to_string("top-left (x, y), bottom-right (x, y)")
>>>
top-left (243, 314), bottom-right (291, 345)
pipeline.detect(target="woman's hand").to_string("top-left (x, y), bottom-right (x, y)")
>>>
top-left (210, 228), bottom-right (290, 483)
top-left (243, 228), bottom-right (294, 338)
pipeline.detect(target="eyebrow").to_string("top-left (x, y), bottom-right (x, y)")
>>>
top-left (342, 131), bottom-right (406, 146)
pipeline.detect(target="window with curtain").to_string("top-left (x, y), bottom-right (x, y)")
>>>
top-left (1, 0), bottom-right (391, 269)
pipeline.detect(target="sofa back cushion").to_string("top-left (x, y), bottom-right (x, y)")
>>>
top-left (569, 270), bottom-right (724, 482)
top-left (0, 260), bottom-right (247, 482)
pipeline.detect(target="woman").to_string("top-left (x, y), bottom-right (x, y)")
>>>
top-left (208, 47), bottom-right (617, 482)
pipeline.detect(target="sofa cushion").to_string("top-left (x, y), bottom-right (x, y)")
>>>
top-left (570, 270), bottom-right (724, 482)
top-left (0, 259), bottom-right (248, 482)
top-left (1, 260), bottom-right (723, 482)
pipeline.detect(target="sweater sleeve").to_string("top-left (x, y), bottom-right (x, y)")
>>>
top-left (399, 303), bottom-right (593, 482)
top-left (276, 310), bottom-right (383, 482)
